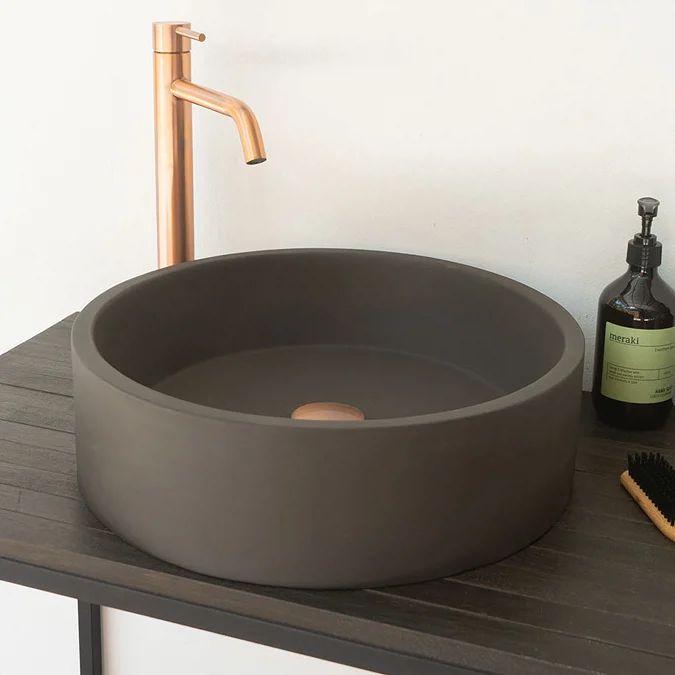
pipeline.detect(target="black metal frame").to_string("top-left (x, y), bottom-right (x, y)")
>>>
top-left (78, 601), bottom-right (102, 675)
top-left (1, 556), bottom-right (480, 675)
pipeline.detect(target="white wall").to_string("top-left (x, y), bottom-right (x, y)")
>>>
top-left (103, 610), bottom-right (372, 675)
top-left (2, 0), bottom-right (675, 673)
top-left (0, 582), bottom-right (79, 675)
top-left (0, 581), bottom-right (373, 675)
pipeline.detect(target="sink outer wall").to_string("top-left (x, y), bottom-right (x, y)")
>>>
top-left (72, 250), bottom-right (585, 589)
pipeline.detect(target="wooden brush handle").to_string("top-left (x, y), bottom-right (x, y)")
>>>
top-left (621, 470), bottom-right (675, 543)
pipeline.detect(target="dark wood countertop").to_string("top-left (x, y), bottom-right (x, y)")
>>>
top-left (1, 315), bottom-right (674, 675)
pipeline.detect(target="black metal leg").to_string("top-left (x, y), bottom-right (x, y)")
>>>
top-left (78, 601), bottom-right (102, 675)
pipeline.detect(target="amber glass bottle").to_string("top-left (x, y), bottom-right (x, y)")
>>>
top-left (592, 198), bottom-right (675, 429)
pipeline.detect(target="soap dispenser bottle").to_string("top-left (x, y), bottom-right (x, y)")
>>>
top-left (592, 198), bottom-right (675, 429)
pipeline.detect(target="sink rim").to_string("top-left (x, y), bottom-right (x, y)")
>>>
top-left (72, 248), bottom-right (585, 430)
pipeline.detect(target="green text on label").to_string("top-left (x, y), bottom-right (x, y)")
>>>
top-left (601, 322), bottom-right (675, 404)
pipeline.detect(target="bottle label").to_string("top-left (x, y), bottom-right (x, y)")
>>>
top-left (601, 321), bottom-right (675, 404)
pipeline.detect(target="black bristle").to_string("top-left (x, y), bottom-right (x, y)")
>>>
top-left (627, 452), bottom-right (675, 525)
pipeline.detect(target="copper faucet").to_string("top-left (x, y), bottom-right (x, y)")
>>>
top-left (153, 22), bottom-right (266, 268)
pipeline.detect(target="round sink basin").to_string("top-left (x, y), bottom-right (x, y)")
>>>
top-left (72, 249), bottom-right (584, 588)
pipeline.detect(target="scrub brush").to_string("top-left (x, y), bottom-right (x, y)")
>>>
top-left (621, 452), bottom-right (675, 542)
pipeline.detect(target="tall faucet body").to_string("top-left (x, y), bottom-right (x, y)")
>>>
top-left (153, 22), bottom-right (266, 268)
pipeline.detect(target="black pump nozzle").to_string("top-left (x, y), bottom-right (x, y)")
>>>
top-left (638, 197), bottom-right (660, 237)
top-left (627, 197), bottom-right (662, 268)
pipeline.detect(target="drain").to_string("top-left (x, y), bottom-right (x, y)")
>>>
top-left (291, 401), bottom-right (366, 421)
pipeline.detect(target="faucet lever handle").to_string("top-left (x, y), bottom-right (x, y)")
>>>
top-left (175, 27), bottom-right (206, 43)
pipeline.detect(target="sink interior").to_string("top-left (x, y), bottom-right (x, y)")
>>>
top-left (154, 344), bottom-right (505, 419)
top-left (93, 250), bottom-right (566, 421)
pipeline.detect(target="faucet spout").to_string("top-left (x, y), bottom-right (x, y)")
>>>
top-left (170, 80), bottom-right (266, 165)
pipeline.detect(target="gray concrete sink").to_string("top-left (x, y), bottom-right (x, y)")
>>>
top-left (72, 249), bottom-right (584, 588)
